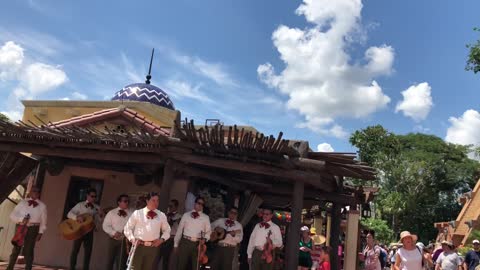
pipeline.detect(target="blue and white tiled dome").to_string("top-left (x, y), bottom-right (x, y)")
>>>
top-left (111, 83), bottom-right (175, 110)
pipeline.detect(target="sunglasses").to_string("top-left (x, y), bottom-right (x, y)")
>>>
top-left (196, 201), bottom-right (205, 206)
top-left (89, 194), bottom-right (97, 198)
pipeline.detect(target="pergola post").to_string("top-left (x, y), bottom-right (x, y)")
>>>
top-left (330, 202), bottom-right (341, 270)
top-left (344, 210), bottom-right (360, 270)
top-left (285, 181), bottom-right (304, 270)
top-left (158, 159), bottom-right (175, 212)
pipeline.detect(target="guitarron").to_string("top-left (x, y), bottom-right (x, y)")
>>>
top-left (58, 214), bottom-right (94, 240)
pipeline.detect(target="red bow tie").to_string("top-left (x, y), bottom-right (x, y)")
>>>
top-left (85, 202), bottom-right (94, 209)
top-left (28, 200), bottom-right (38, 208)
top-left (147, 210), bottom-right (157, 219)
top-left (260, 222), bottom-right (270, 229)
top-left (191, 211), bottom-right (200, 219)
top-left (118, 210), bottom-right (127, 217)
top-left (225, 219), bottom-right (235, 227)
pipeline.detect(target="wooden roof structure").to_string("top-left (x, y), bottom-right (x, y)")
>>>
top-left (0, 117), bottom-right (374, 197)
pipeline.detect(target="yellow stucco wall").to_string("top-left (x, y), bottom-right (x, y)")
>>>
top-left (21, 100), bottom-right (179, 128)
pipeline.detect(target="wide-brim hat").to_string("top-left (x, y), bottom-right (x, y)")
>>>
top-left (399, 231), bottom-right (418, 243)
top-left (310, 227), bottom-right (317, 235)
top-left (441, 240), bottom-right (454, 247)
top-left (313, 235), bottom-right (326, 245)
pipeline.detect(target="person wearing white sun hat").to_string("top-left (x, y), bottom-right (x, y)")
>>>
top-left (393, 231), bottom-right (425, 270)
top-left (463, 239), bottom-right (480, 270)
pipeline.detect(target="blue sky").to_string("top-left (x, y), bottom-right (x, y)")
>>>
top-left (0, 0), bottom-right (479, 153)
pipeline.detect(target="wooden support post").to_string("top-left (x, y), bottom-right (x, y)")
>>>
top-left (286, 181), bottom-right (304, 270)
top-left (158, 159), bottom-right (175, 212)
top-left (326, 215), bottom-right (332, 246)
top-left (330, 203), bottom-right (342, 270)
top-left (344, 210), bottom-right (360, 270)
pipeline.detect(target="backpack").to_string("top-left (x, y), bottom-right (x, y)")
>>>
top-left (378, 246), bottom-right (387, 269)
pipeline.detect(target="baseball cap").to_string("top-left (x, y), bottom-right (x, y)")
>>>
top-left (473, 239), bottom-right (480, 244)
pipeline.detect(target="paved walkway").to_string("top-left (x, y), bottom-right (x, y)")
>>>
top-left (0, 262), bottom-right (65, 270)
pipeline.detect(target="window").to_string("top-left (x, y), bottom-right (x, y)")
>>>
top-left (62, 176), bottom-right (104, 219)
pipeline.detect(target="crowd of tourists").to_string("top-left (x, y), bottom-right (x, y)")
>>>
top-left (359, 230), bottom-right (480, 270)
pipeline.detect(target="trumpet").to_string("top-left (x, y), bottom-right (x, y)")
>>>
top-left (126, 239), bottom-right (138, 270)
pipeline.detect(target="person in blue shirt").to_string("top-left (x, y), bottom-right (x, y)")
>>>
top-left (463, 239), bottom-right (480, 270)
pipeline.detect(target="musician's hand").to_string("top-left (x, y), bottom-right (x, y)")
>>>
top-left (152, 238), bottom-right (163, 247)
top-left (229, 231), bottom-right (236, 237)
top-left (77, 216), bottom-right (85, 223)
top-left (113, 232), bottom-right (122, 239)
top-left (36, 234), bottom-right (42, 242)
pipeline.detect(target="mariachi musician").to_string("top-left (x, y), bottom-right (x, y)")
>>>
top-left (154, 199), bottom-right (182, 270)
top-left (247, 208), bottom-right (283, 270)
top-left (210, 207), bottom-right (243, 270)
top-left (6, 186), bottom-right (47, 270)
top-left (174, 196), bottom-right (211, 270)
top-left (68, 188), bottom-right (102, 270)
top-left (102, 194), bottom-right (132, 270)
top-left (123, 192), bottom-right (170, 270)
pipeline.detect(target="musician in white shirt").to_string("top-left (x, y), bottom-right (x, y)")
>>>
top-left (124, 192), bottom-right (170, 270)
top-left (154, 199), bottom-right (182, 270)
top-left (67, 188), bottom-right (102, 270)
top-left (6, 186), bottom-right (47, 270)
top-left (102, 194), bottom-right (132, 270)
top-left (174, 196), bottom-right (211, 270)
top-left (247, 208), bottom-right (283, 270)
top-left (210, 207), bottom-right (243, 270)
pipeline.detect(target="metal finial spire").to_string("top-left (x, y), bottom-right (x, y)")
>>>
top-left (145, 48), bottom-right (154, 84)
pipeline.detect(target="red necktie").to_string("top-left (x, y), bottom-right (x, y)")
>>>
top-left (225, 219), bottom-right (235, 227)
top-left (28, 200), bottom-right (38, 208)
top-left (260, 222), bottom-right (270, 229)
top-left (118, 210), bottom-right (127, 217)
top-left (147, 210), bottom-right (157, 219)
top-left (191, 211), bottom-right (199, 219)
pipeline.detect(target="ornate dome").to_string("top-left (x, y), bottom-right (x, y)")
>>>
top-left (111, 83), bottom-right (175, 110)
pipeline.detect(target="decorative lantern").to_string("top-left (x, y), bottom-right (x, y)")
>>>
top-left (362, 203), bottom-right (371, 218)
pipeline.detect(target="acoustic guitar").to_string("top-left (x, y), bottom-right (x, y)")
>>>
top-left (58, 214), bottom-right (94, 240)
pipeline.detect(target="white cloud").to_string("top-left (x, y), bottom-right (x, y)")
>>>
top-left (0, 41), bottom-right (24, 80)
top-left (257, 0), bottom-right (393, 138)
top-left (445, 110), bottom-right (480, 148)
top-left (72, 92), bottom-right (88, 100)
top-left (164, 80), bottom-right (212, 103)
top-left (0, 41), bottom-right (69, 120)
top-left (395, 82), bottom-right (433, 122)
top-left (317, 143), bottom-right (334, 152)
top-left (23, 63), bottom-right (68, 94)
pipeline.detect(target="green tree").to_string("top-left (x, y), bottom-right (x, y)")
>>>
top-left (351, 126), bottom-right (480, 243)
top-left (466, 27), bottom-right (480, 74)
top-left (0, 113), bottom-right (8, 122)
top-left (361, 217), bottom-right (395, 244)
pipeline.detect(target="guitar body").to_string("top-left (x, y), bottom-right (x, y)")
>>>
top-left (59, 214), bottom-right (94, 240)
top-left (210, 227), bottom-right (226, 243)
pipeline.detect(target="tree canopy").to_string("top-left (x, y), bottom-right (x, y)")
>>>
top-left (350, 125), bottom-right (480, 243)
top-left (466, 27), bottom-right (480, 74)
top-left (0, 113), bottom-right (8, 122)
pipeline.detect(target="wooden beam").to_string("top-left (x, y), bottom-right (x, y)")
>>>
top-left (170, 152), bottom-right (336, 192)
top-left (178, 164), bottom-right (246, 190)
top-left (158, 160), bottom-right (175, 212)
top-left (0, 142), bottom-right (168, 164)
top-left (286, 181), bottom-right (304, 270)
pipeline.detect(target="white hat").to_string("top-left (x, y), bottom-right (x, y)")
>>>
top-left (301, 226), bottom-right (309, 232)
top-left (399, 231), bottom-right (418, 243)
top-left (473, 239), bottom-right (480, 244)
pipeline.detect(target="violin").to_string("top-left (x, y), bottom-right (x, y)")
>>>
top-left (11, 214), bottom-right (30, 247)
top-left (261, 230), bottom-right (273, 264)
top-left (197, 231), bottom-right (208, 269)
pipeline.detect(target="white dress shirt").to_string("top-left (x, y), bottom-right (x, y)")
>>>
top-left (174, 210), bottom-right (211, 247)
top-left (211, 218), bottom-right (243, 246)
top-left (166, 211), bottom-right (182, 236)
top-left (67, 201), bottom-right (100, 220)
top-left (102, 207), bottom-right (132, 238)
top-left (10, 198), bottom-right (47, 234)
top-left (247, 221), bottom-right (283, 259)
top-left (123, 207), bottom-right (171, 242)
